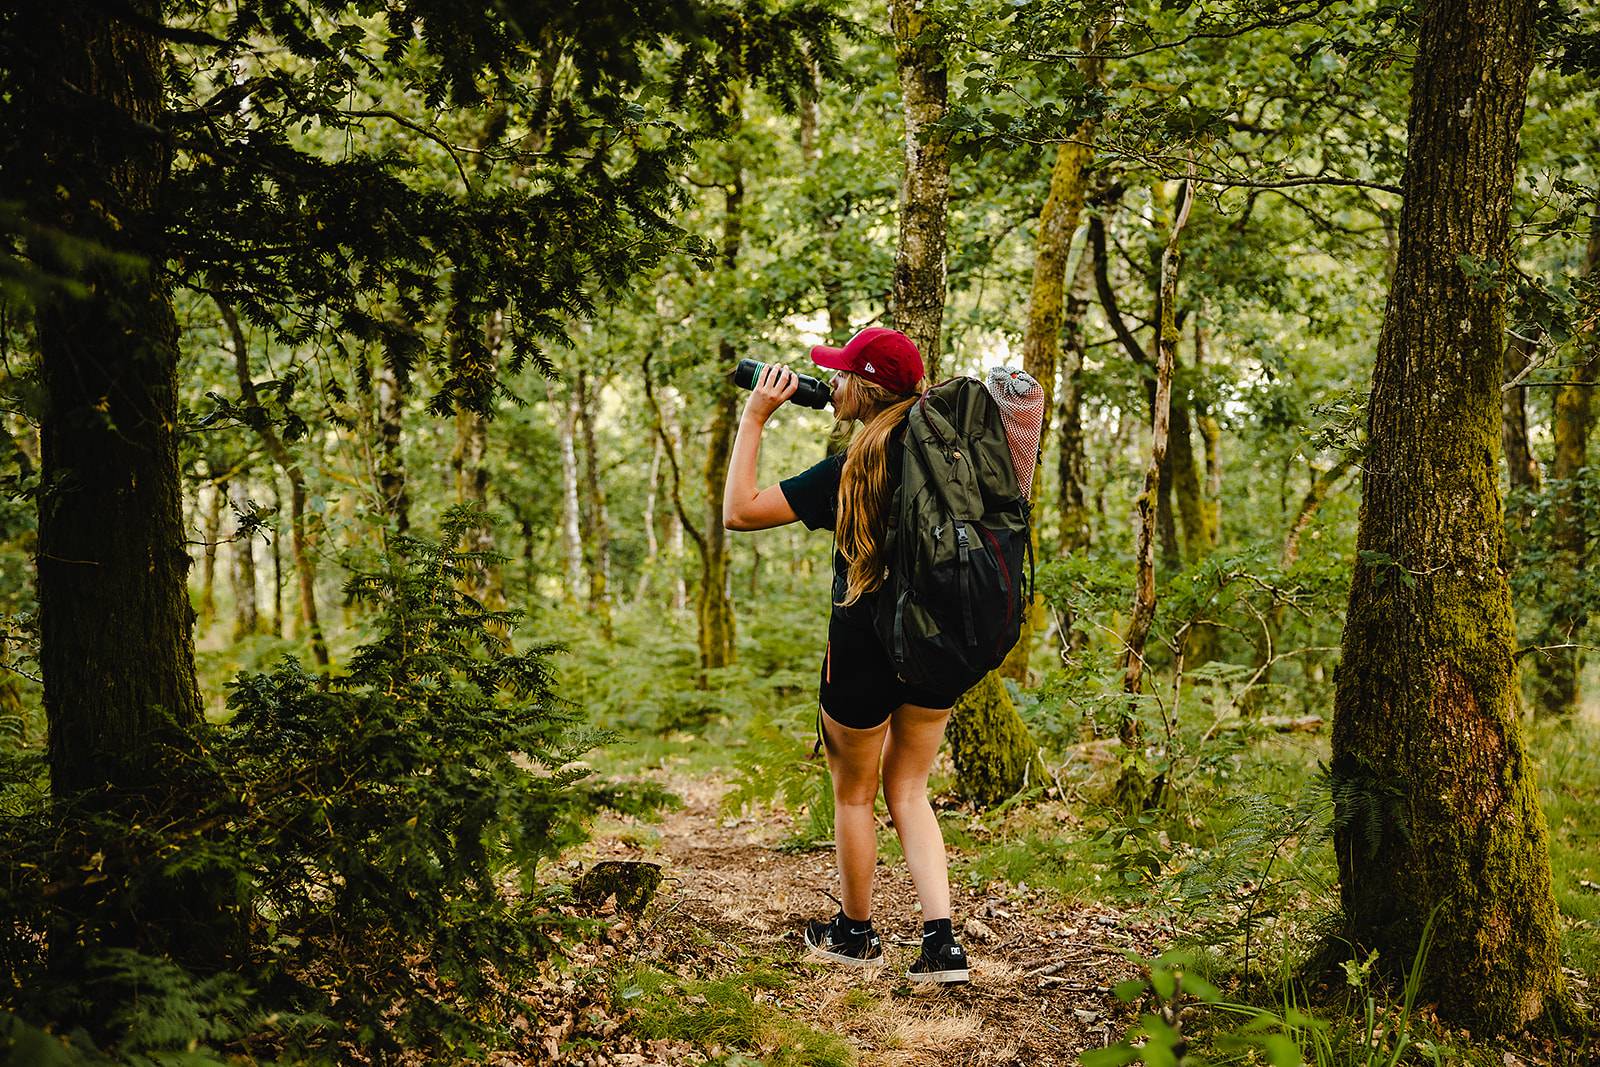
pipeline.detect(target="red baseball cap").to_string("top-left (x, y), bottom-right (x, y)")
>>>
top-left (809, 327), bottom-right (925, 396)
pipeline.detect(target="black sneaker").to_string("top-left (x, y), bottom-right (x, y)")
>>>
top-left (908, 928), bottom-right (969, 984)
top-left (803, 911), bottom-right (883, 968)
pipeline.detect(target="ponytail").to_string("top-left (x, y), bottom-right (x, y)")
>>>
top-left (836, 378), bottom-right (925, 607)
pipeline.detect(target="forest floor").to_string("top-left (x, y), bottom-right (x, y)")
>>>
top-left (531, 770), bottom-right (1168, 1066)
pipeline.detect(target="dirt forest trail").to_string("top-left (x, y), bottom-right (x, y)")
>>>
top-left (542, 770), bottom-right (1173, 1066)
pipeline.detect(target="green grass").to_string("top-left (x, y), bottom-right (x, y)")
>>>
top-left (1532, 717), bottom-right (1600, 978)
top-left (612, 964), bottom-right (857, 1067)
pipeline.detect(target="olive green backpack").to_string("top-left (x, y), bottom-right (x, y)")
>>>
top-left (871, 376), bottom-right (1033, 696)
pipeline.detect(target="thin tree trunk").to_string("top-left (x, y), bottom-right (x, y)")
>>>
top-left (1330, 0), bottom-right (1560, 1029)
top-left (1246, 454), bottom-right (1355, 710)
top-left (270, 475), bottom-right (284, 638)
top-left (799, 57), bottom-right (851, 343)
top-left (555, 380), bottom-right (585, 602)
top-left (636, 432), bottom-right (663, 603)
top-left (229, 477), bottom-right (260, 640)
top-left (1091, 211), bottom-right (1181, 566)
top-left (221, 302), bottom-right (328, 668)
top-left (890, 0), bottom-right (950, 378)
top-left (376, 359), bottom-right (409, 533)
top-left (576, 368), bottom-right (613, 636)
top-left (1116, 176), bottom-right (1194, 812)
top-left (700, 175), bottom-right (742, 675)
top-left (644, 356), bottom-right (714, 681)
top-left (663, 392), bottom-right (688, 613)
top-left (1526, 218), bottom-right (1599, 717)
top-left (199, 477), bottom-right (224, 623)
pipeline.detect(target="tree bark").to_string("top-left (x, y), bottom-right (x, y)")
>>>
top-left (1331, 0), bottom-right (1560, 1029)
top-left (1526, 218), bottom-right (1599, 718)
top-left (15, 0), bottom-right (247, 971)
top-left (222, 303), bottom-right (328, 668)
top-left (19, 0), bottom-right (204, 800)
top-left (890, 0), bottom-right (950, 378)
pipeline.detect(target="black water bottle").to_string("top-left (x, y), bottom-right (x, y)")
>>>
top-left (733, 359), bottom-right (832, 410)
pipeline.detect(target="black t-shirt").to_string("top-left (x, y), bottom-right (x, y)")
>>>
top-left (778, 430), bottom-right (904, 627)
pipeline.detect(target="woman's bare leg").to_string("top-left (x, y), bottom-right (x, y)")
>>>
top-left (881, 703), bottom-right (954, 921)
top-left (820, 708), bottom-right (889, 920)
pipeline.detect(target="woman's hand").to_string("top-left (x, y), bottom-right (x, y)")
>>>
top-left (742, 362), bottom-right (799, 424)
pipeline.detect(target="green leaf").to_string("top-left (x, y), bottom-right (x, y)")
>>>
top-left (1113, 978), bottom-right (1148, 1002)
top-left (1149, 965), bottom-right (1177, 1000)
top-left (1080, 1044), bottom-right (1141, 1067)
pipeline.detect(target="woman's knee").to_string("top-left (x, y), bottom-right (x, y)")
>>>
top-left (882, 783), bottom-right (928, 821)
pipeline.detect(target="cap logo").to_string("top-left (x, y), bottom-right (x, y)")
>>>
top-left (863, 361), bottom-right (875, 373)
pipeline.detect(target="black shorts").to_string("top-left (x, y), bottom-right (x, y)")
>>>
top-left (819, 615), bottom-right (963, 730)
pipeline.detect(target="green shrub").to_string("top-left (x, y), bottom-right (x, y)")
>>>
top-left (0, 508), bottom-right (659, 1062)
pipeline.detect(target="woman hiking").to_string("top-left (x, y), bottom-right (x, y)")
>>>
top-left (721, 326), bottom-right (970, 985)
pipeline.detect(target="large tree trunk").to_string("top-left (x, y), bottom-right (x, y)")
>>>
top-left (889, 0), bottom-right (950, 378)
top-left (1525, 219), bottom-right (1599, 718)
top-left (1330, 0), bottom-right (1560, 1030)
top-left (222, 304), bottom-right (328, 668)
top-left (16, 0), bottom-right (243, 972)
top-left (20, 0), bottom-right (203, 799)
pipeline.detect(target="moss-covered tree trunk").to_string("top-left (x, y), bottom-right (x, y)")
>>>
top-left (889, 0), bottom-right (950, 380)
top-left (1004, 28), bottom-right (1104, 682)
top-left (946, 673), bottom-right (1048, 808)
top-left (1330, 0), bottom-right (1560, 1030)
top-left (1526, 220), bottom-right (1599, 718)
top-left (1057, 254), bottom-right (1095, 559)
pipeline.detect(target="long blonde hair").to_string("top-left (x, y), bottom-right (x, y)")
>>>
top-left (836, 373), bottom-right (927, 607)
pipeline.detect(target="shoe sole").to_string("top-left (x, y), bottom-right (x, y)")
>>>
top-left (907, 967), bottom-right (970, 984)
top-left (805, 936), bottom-right (883, 969)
